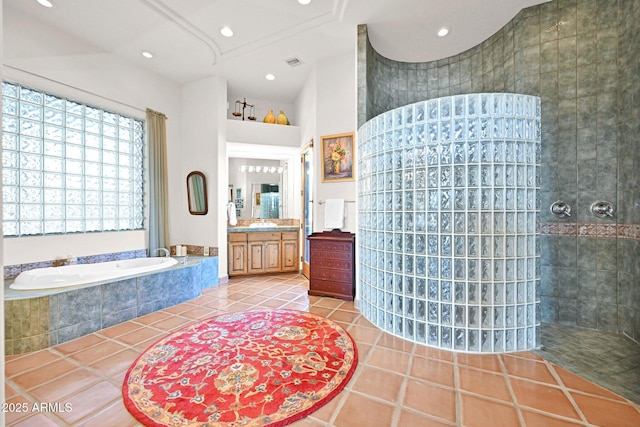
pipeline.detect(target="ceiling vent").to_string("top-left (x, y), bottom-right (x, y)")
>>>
top-left (284, 56), bottom-right (304, 67)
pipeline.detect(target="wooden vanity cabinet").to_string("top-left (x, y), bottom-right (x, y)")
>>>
top-left (228, 230), bottom-right (299, 276)
top-left (248, 232), bottom-right (281, 274)
top-left (281, 232), bottom-right (299, 272)
top-left (228, 233), bottom-right (248, 275)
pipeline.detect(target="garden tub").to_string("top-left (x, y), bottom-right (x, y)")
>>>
top-left (9, 257), bottom-right (179, 291)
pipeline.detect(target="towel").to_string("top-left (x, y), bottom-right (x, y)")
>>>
top-left (324, 199), bottom-right (344, 230)
top-left (227, 202), bottom-right (237, 226)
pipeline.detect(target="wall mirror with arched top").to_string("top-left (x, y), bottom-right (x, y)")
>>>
top-left (187, 171), bottom-right (208, 215)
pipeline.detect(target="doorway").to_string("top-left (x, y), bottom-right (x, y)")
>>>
top-left (301, 143), bottom-right (313, 278)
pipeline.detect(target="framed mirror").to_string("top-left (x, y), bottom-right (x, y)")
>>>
top-left (187, 171), bottom-right (208, 215)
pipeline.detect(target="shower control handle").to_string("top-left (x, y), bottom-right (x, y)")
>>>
top-left (591, 201), bottom-right (616, 218)
top-left (550, 201), bottom-right (571, 218)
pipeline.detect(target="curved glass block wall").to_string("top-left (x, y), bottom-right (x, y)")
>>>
top-left (357, 93), bottom-right (541, 353)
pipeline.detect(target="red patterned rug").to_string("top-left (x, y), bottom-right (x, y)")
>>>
top-left (123, 309), bottom-right (358, 427)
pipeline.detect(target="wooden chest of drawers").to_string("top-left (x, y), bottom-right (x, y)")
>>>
top-left (307, 230), bottom-right (355, 301)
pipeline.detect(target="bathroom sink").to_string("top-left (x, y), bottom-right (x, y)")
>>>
top-left (249, 222), bottom-right (278, 228)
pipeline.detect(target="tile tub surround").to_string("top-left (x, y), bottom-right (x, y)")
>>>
top-left (169, 244), bottom-right (219, 257)
top-left (357, 93), bottom-right (541, 353)
top-left (4, 256), bottom-right (219, 355)
top-left (357, 0), bottom-right (640, 340)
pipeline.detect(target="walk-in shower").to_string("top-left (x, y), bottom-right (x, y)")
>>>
top-left (357, 93), bottom-right (541, 353)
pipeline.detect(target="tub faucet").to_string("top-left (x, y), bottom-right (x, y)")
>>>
top-left (154, 248), bottom-right (170, 257)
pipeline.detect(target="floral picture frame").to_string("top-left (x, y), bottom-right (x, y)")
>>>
top-left (321, 132), bottom-right (354, 182)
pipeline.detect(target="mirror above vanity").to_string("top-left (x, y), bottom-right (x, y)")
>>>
top-left (227, 142), bottom-right (301, 223)
top-left (228, 158), bottom-right (282, 219)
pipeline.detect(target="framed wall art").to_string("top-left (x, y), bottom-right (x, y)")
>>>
top-left (321, 132), bottom-right (354, 182)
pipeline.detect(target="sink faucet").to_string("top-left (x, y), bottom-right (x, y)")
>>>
top-left (154, 248), bottom-right (170, 257)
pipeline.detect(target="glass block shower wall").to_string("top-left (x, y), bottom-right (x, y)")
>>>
top-left (357, 93), bottom-right (541, 353)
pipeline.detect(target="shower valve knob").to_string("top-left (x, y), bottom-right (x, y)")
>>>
top-left (550, 201), bottom-right (571, 218)
top-left (590, 201), bottom-right (616, 218)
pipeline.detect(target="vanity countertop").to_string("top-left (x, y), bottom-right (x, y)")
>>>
top-left (228, 226), bottom-right (299, 233)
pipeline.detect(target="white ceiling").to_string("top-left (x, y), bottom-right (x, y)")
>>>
top-left (4, 0), bottom-right (547, 104)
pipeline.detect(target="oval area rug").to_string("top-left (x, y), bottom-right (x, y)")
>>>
top-left (123, 309), bottom-right (358, 427)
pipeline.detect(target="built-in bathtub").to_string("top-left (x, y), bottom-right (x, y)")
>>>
top-left (4, 253), bottom-right (219, 355)
top-left (10, 257), bottom-right (179, 290)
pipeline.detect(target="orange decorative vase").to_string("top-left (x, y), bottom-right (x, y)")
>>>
top-left (263, 110), bottom-right (276, 124)
top-left (277, 110), bottom-right (290, 125)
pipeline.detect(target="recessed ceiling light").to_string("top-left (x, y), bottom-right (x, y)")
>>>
top-left (37, 0), bottom-right (53, 7)
top-left (142, 51), bottom-right (154, 59)
top-left (437, 26), bottom-right (450, 37)
top-left (265, 74), bottom-right (276, 81)
top-left (220, 26), bottom-right (234, 37)
top-left (298, 0), bottom-right (312, 5)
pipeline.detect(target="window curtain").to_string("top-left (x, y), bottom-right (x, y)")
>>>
top-left (146, 108), bottom-right (170, 254)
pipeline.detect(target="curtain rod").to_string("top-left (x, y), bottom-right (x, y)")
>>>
top-left (4, 65), bottom-right (147, 114)
top-left (146, 108), bottom-right (169, 120)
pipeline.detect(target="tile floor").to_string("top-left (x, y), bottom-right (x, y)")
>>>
top-left (535, 322), bottom-right (640, 405)
top-left (4, 273), bottom-right (640, 427)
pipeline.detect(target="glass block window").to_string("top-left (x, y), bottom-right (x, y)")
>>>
top-left (1, 81), bottom-right (145, 236)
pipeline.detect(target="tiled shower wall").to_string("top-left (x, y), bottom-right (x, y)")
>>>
top-left (357, 0), bottom-right (640, 341)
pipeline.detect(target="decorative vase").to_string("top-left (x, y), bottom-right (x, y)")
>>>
top-left (277, 110), bottom-right (290, 125)
top-left (263, 110), bottom-right (275, 124)
top-left (333, 160), bottom-right (341, 174)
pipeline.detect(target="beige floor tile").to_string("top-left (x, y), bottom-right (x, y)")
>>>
top-left (510, 377), bottom-right (581, 420)
top-left (5, 349), bottom-right (60, 377)
top-left (56, 381), bottom-right (122, 425)
top-left (367, 346), bottom-right (411, 373)
top-left (98, 321), bottom-right (142, 339)
top-left (333, 393), bottom-right (395, 427)
top-left (67, 340), bottom-right (129, 365)
top-left (346, 324), bottom-right (381, 345)
top-left (409, 355), bottom-right (455, 388)
top-left (29, 368), bottom-right (102, 402)
top-left (501, 354), bottom-right (557, 384)
top-left (11, 359), bottom-right (78, 390)
top-left (458, 366), bottom-right (512, 402)
top-left (398, 409), bottom-right (455, 427)
top-left (352, 366), bottom-right (405, 403)
top-left (115, 327), bottom-right (163, 346)
top-left (88, 349), bottom-right (141, 377)
top-left (376, 331), bottom-right (415, 353)
top-left (9, 412), bottom-right (62, 427)
top-left (133, 310), bottom-right (171, 325)
top-left (571, 392), bottom-right (640, 427)
top-left (53, 334), bottom-right (105, 355)
top-left (456, 352), bottom-right (501, 372)
top-left (403, 379), bottom-right (456, 422)
top-left (520, 409), bottom-right (586, 427)
top-left (149, 315), bottom-right (192, 331)
top-left (74, 398), bottom-right (140, 427)
top-left (459, 394), bottom-right (521, 427)
top-left (4, 395), bottom-right (33, 425)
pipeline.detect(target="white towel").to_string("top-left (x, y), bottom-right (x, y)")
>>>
top-left (227, 202), bottom-right (237, 226)
top-left (324, 199), bottom-right (344, 230)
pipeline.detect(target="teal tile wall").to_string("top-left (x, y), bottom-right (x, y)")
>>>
top-left (357, 0), bottom-right (640, 340)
